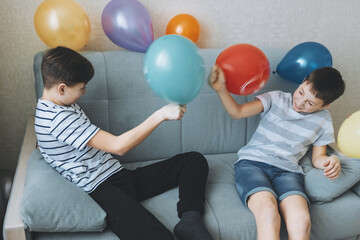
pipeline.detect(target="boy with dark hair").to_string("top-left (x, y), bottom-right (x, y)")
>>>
top-left (208, 65), bottom-right (345, 240)
top-left (35, 46), bottom-right (213, 240)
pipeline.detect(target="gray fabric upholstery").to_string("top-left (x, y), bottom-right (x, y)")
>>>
top-left (352, 180), bottom-right (360, 197)
top-left (300, 147), bottom-right (360, 202)
top-left (29, 49), bottom-right (360, 240)
top-left (20, 150), bottom-right (106, 232)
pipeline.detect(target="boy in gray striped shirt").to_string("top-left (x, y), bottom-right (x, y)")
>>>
top-left (209, 66), bottom-right (345, 240)
top-left (35, 47), bottom-right (213, 240)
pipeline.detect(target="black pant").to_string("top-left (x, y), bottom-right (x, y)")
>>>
top-left (89, 151), bottom-right (209, 240)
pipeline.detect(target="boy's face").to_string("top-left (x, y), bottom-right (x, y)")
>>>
top-left (62, 82), bottom-right (87, 106)
top-left (292, 81), bottom-right (328, 113)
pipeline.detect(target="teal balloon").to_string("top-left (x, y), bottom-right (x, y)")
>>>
top-left (143, 34), bottom-right (205, 104)
top-left (276, 42), bottom-right (332, 84)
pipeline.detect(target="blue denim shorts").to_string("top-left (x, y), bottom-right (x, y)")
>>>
top-left (234, 160), bottom-right (309, 208)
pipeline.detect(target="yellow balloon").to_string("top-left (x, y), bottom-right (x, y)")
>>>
top-left (337, 110), bottom-right (360, 158)
top-left (34, 0), bottom-right (91, 50)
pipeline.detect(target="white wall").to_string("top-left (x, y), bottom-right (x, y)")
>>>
top-left (0, 0), bottom-right (359, 169)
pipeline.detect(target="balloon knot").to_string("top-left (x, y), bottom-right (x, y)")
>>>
top-left (272, 71), bottom-right (277, 74)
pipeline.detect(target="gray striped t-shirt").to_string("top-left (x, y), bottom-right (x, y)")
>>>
top-left (35, 99), bottom-right (123, 193)
top-left (236, 91), bottom-right (334, 174)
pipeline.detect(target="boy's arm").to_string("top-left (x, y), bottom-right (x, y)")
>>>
top-left (311, 145), bottom-right (341, 180)
top-left (208, 65), bottom-right (264, 119)
top-left (87, 104), bottom-right (185, 156)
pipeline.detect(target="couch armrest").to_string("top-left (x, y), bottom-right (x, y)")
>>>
top-left (3, 116), bottom-right (36, 240)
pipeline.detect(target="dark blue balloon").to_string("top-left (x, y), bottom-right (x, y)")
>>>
top-left (276, 42), bottom-right (332, 84)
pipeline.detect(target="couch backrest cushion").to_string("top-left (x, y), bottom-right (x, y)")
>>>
top-left (34, 48), bottom-right (298, 163)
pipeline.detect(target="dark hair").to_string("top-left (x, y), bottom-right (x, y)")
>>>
top-left (304, 67), bottom-right (345, 106)
top-left (41, 46), bottom-right (94, 89)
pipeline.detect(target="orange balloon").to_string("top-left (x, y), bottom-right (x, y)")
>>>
top-left (166, 14), bottom-right (200, 43)
top-left (34, 0), bottom-right (91, 50)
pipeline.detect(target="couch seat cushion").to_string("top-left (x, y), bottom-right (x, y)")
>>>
top-left (140, 153), bottom-right (253, 240)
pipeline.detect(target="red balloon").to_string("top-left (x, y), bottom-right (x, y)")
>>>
top-left (215, 44), bottom-right (270, 95)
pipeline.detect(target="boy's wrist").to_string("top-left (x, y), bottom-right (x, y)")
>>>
top-left (217, 87), bottom-right (229, 96)
top-left (154, 110), bottom-right (166, 123)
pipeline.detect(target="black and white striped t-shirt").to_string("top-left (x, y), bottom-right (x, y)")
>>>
top-left (236, 91), bottom-right (334, 174)
top-left (35, 99), bottom-right (123, 193)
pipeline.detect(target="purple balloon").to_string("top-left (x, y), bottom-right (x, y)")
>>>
top-left (101, 0), bottom-right (153, 52)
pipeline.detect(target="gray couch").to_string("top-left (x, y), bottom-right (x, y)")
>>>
top-left (4, 48), bottom-right (360, 240)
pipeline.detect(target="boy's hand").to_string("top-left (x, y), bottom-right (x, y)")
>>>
top-left (208, 65), bottom-right (226, 93)
top-left (156, 104), bottom-right (186, 121)
top-left (323, 155), bottom-right (341, 180)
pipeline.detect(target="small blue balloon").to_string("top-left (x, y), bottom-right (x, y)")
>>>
top-left (143, 35), bottom-right (205, 104)
top-left (276, 42), bottom-right (332, 84)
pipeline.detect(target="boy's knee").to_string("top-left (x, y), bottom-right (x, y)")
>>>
top-left (249, 194), bottom-right (280, 223)
top-left (248, 198), bottom-right (279, 217)
top-left (184, 151), bottom-right (209, 169)
top-left (287, 212), bottom-right (311, 235)
top-left (185, 151), bottom-right (205, 160)
top-left (258, 204), bottom-right (280, 223)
